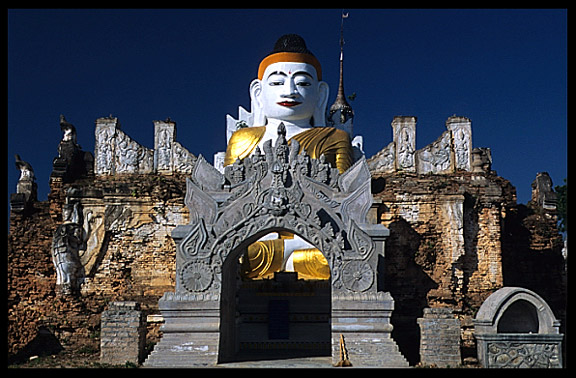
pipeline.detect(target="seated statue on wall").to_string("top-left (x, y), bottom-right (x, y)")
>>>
top-left (225, 34), bottom-right (354, 281)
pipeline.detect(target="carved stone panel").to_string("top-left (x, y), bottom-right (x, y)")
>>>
top-left (417, 130), bottom-right (452, 174)
top-left (367, 141), bottom-right (395, 174)
top-left (115, 130), bottom-right (153, 174)
top-left (95, 117), bottom-right (195, 176)
top-left (392, 116), bottom-right (416, 172)
top-left (94, 117), bottom-right (118, 175)
top-left (154, 120), bottom-right (176, 172)
top-left (446, 116), bottom-right (472, 171)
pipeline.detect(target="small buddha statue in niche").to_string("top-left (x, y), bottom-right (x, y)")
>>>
top-left (227, 34), bottom-right (354, 280)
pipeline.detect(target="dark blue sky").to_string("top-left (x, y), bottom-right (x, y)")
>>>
top-left (8, 9), bottom-right (567, 212)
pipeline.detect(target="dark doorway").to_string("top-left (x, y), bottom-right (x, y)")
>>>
top-left (218, 231), bottom-right (332, 363)
top-left (268, 299), bottom-right (290, 339)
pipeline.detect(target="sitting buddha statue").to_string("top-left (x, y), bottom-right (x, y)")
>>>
top-left (225, 34), bottom-right (354, 281)
top-left (225, 33), bottom-right (353, 173)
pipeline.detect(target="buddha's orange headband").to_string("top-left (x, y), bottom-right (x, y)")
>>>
top-left (258, 52), bottom-right (322, 81)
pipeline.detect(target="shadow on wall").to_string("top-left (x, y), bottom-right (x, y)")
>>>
top-left (500, 203), bottom-right (567, 364)
top-left (379, 218), bottom-right (438, 366)
top-left (7, 326), bottom-right (64, 365)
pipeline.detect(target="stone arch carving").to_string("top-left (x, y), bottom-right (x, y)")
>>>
top-left (172, 127), bottom-right (388, 297)
top-left (175, 173), bottom-right (379, 296)
top-left (475, 287), bottom-right (560, 335)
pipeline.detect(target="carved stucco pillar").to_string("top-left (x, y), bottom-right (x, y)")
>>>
top-left (446, 116), bottom-right (472, 171)
top-left (392, 116), bottom-right (417, 172)
top-left (94, 117), bottom-right (118, 176)
top-left (154, 120), bottom-right (176, 173)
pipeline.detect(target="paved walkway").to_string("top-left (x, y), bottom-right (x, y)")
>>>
top-left (217, 355), bottom-right (334, 368)
top-left (214, 350), bottom-right (336, 368)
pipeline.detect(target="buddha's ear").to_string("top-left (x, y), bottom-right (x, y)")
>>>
top-left (313, 81), bottom-right (329, 126)
top-left (250, 78), bottom-right (266, 126)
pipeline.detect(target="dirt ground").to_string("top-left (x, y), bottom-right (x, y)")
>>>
top-left (7, 350), bottom-right (137, 369)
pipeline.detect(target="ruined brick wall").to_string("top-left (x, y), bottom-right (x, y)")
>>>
top-left (7, 173), bottom-right (187, 362)
top-left (372, 170), bottom-right (518, 363)
top-left (8, 200), bottom-right (105, 361)
top-left (370, 170), bottom-right (565, 364)
top-left (8, 201), bottom-right (58, 357)
top-left (374, 171), bottom-right (516, 309)
top-left (8, 165), bottom-right (565, 366)
top-left (77, 174), bottom-right (188, 306)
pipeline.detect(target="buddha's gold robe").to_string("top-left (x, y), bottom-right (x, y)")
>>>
top-left (240, 238), bottom-right (330, 280)
top-left (227, 126), bottom-right (353, 280)
top-left (224, 126), bottom-right (353, 174)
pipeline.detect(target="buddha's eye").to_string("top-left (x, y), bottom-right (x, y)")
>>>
top-left (267, 74), bottom-right (285, 86)
top-left (294, 74), bottom-right (312, 87)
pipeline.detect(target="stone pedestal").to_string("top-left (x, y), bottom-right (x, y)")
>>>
top-left (417, 307), bottom-right (462, 367)
top-left (143, 293), bottom-right (221, 367)
top-left (331, 292), bottom-right (408, 367)
top-left (100, 301), bottom-right (146, 365)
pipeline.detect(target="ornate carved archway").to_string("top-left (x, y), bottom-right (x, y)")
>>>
top-left (174, 126), bottom-right (382, 297)
top-left (145, 126), bottom-right (408, 367)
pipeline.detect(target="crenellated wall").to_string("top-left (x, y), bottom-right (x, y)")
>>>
top-left (368, 115), bottom-right (479, 175)
top-left (94, 117), bottom-right (196, 176)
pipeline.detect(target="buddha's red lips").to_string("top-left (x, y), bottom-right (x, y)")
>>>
top-left (277, 101), bottom-right (302, 107)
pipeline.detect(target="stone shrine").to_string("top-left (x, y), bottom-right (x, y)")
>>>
top-left (144, 124), bottom-right (406, 367)
top-left (474, 287), bottom-right (563, 368)
top-left (7, 31), bottom-right (565, 368)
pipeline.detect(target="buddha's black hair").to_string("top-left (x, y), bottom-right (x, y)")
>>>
top-left (268, 34), bottom-right (315, 57)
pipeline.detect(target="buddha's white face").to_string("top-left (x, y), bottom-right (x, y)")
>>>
top-left (258, 62), bottom-right (322, 125)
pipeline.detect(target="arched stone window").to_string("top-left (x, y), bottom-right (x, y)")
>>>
top-left (474, 287), bottom-right (563, 368)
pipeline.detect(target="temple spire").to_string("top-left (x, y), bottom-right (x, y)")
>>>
top-left (328, 11), bottom-right (354, 134)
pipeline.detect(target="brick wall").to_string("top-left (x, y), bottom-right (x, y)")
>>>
top-left (7, 174), bottom-right (187, 362)
top-left (100, 301), bottom-right (146, 365)
top-left (417, 307), bottom-right (461, 367)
